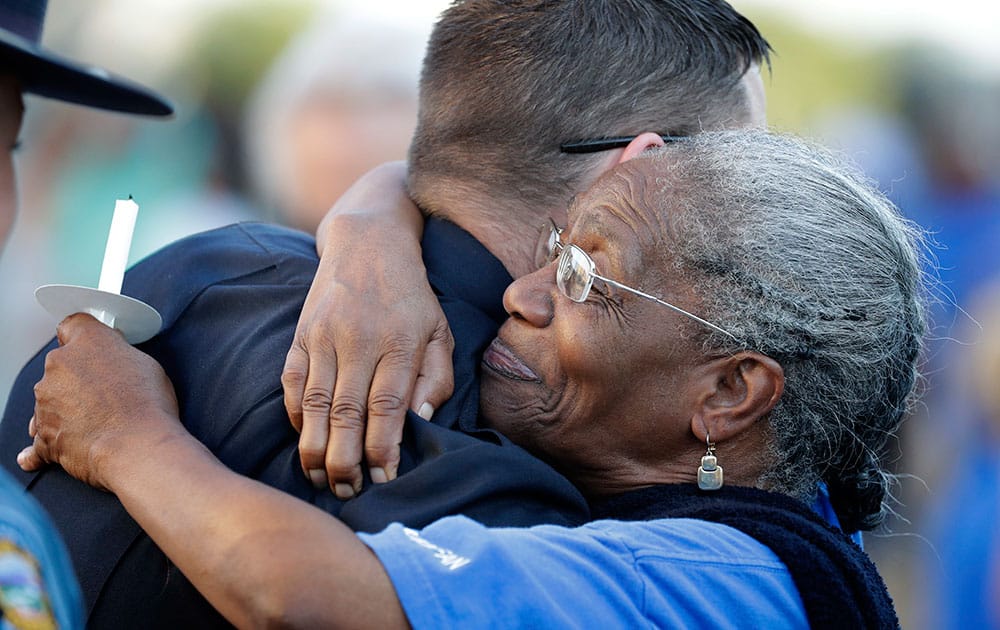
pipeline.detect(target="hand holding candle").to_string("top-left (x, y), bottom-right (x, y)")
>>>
top-left (35, 198), bottom-right (162, 344)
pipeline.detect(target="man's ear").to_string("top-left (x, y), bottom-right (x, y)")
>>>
top-left (690, 353), bottom-right (784, 444)
top-left (739, 63), bottom-right (768, 128)
top-left (618, 132), bottom-right (666, 163)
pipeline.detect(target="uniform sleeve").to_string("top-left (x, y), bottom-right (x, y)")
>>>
top-left (359, 515), bottom-right (808, 629)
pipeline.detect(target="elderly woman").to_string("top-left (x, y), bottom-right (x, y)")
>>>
top-left (20, 130), bottom-right (920, 628)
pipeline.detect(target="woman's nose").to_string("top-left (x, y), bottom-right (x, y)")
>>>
top-left (503, 265), bottom-right (555, 328)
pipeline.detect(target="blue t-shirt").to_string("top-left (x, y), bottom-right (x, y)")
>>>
top-left (360, 514), bottom-right (808, 628)
top-left (0, 468), bottom-right (82, 629)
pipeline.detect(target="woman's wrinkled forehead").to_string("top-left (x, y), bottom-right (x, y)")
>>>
top-left (566, 160), bottom-right (676, 256)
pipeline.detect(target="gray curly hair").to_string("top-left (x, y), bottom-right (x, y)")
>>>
top-left (640, 130), bottom-right (928, 532)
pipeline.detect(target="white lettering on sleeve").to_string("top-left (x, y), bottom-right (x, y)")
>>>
top-left (403, 528), bottom-right (472, 571)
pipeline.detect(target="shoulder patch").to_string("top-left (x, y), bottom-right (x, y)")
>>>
top-left (0, 540), bottom-right (56, 630)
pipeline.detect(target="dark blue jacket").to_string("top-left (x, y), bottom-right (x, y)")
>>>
top-left (0, 220), bottom-right (589, 628)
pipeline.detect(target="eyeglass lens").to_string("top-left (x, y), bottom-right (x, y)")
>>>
top-left (556, 245), bottom-right (596, 302)
top-left (547, 221), bottom-right (595, 302)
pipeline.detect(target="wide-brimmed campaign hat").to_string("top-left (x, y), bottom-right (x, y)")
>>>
top-left (0, 0), bottom-right (173, 116)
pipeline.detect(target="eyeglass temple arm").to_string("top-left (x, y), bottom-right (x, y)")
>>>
top-left (595, 274), bottom-right (739, 341)
top-left (559, 135), bottom-right (687, 154)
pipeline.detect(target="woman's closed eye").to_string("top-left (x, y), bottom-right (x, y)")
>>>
top-left (584, 278), bottom-right (626, 312)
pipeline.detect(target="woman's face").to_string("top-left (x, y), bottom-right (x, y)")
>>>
top-left (0, 73), bottom-right (24, 250)
top-left (479, 167), bottom-right (711, 483)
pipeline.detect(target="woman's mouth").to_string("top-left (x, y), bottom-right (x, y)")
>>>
top-left (482, 338), bottom-right (541, 383)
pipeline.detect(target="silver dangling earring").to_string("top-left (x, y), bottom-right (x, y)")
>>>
top-left (697, 433), bottom-right (724, 491)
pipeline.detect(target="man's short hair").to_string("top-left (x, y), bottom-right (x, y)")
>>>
top-left (409, 0), bottom-right (771, 212)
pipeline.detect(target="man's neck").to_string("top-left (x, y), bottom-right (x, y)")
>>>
top-left (457, 218), bottom-right (541, 280)
top-left (426, 185), bottom-right (554, 280)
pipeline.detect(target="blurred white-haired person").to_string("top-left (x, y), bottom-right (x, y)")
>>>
top-left (244, 8), bottom-right (429, 232)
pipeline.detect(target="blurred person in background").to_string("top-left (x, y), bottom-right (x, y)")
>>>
top-left (244, 7), bottom-right (425, 233)
top-left (897, 51), bottom-right (1000, 317)
top-left (901, 55), bottom-right (1000, 627)
top-left (919, 281), bottom-right (1000, 629)
top-left (0, 0), bottom-right (172, 627)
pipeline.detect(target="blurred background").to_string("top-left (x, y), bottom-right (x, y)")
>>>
top-left (1, 1), bottom-right (997, 627)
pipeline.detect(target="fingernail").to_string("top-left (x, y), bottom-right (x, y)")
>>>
top-left (16, 448), bottom-right (27, 464)
top-left (370, 467), bottom-right (388, 484)
top-left (307, 469), bottom-right (326, 488)
top-left (335, 483), bottom-right (355, 500)
top-left (417, 402), bottom-right (435, 421)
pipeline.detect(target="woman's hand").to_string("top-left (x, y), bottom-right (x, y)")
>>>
top-left (18, 313), bottom-right (184, 491)
top-left (281, 162), bottom-right (455, 498)
top-left (21, 320), bottom-right (406, 630)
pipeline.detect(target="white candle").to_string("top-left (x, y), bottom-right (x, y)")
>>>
top-left (97, 197), bottom-right (139, 295)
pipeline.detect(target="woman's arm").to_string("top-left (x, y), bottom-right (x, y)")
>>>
top-left (21, 314), bottom-right (408, 629)
top-left (282, 162), bottom-right (454, 498)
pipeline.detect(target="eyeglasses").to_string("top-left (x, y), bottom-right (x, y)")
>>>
top-left (544, 220), bottom-right (739, 341)
top-left (559, 134), bottom-right (687, 154)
